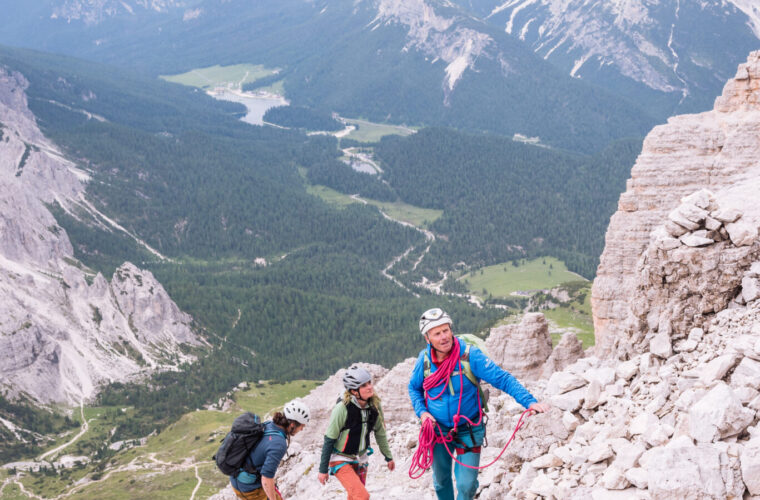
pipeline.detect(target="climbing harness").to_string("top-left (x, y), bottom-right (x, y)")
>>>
top-left (408, 339), bottom-right (532, 478)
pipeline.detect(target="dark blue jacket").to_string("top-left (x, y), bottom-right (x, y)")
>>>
top-left (408, 337), bottom-right (537, 428)
top-left (229, 421), bottom-right (287, 492)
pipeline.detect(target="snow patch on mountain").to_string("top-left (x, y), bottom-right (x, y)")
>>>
top-left (729, 0), bottom-right (760, 38)
top-left (371, 0), bottom-right (493, 93)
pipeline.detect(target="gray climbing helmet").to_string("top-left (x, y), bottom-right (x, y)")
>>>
top-left (343, 364), bottom-right (372, 391)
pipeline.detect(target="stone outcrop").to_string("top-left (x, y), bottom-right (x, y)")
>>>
top-left (541, 331), bottom-right (584, 379)
top-left (486, 313), bottom-right (553, 379)
top-left (0, 67), bottom-right (200, 404)
top-left (593, 51), bottom-right (760, 359)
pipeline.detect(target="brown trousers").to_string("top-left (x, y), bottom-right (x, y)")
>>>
top-left (330, 461), bottom-right (369, 500)
top-left (232, 486), bottom-right (283, 500)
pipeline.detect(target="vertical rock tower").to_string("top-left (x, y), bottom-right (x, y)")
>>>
top-left (593, 51), bottom-right (760, 359)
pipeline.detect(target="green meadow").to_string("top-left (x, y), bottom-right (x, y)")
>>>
top-left (342, 118), bottom-right (416, 143)
top-left (458, 257), bottom-right (584, 297)
top-left (160, 64), bottom-right (279, 90)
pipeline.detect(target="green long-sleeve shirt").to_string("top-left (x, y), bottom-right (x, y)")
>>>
top-left (319, 396), bottom-right (393, 474)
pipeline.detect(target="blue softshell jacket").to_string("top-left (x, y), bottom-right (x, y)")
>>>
top-left (408, 337), bottom-right (537, 428)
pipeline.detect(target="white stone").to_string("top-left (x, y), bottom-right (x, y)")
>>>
top-left (711, 207), bottom-right (742, 223)
top-left (689, 382), bottom-right (755, 442)
top-left (699, 354), bottom-right (739, 385)
top-left (687, 327), bottom-right (704, 343)
top-left (726, 219), bottom-right (758, 246)
top-left (646, 436), bottom-right (725, 499)
top-left (527, 472), bottom-right (555, 497)
top-left (731, 358), bottom-right (760, 390)
top-left (546, 371), bottom-right (588, 396)
top-left (649, 332), bottom-right (672, 358)
top-left (742, 438), bottom-right (760, 495)
top-left (679, 233), bottom-right (714, 247)
top-left (704, 215), bottom-right (722, 231)
top-left (610, 440), bottom-right (646, 470)
top-left (583, 380), bottom-right (603, 410)
top-left (531, 453), bottom-right (563, 469)
top-left (588, 442), bottom-right (614, 463)
top-left (601, 465), bottom-right (629, 490)
top-left (583, 367), bottom-right (616, 386)
top-left (549, 387), bottom-right (585, 412)
top-left (624, 467), bottom-right (648, 489)
top-left (669, 203), bottom-right (707, 228)
top-left (743, 276), bottom-right (760, 303)
top-left (674, 339), bottom-right (697, 353)
top-left (681, 189), bottom-right (715, 210)
top-left (749, 261), bottom-right (760, 277)
top-left (630, 413), bottom-right (659, 437)
top-left (562, 411), bottom-right (579, 432)
top-left (616, 360), bottom-right (638, 381)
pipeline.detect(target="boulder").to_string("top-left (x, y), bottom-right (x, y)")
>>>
top-left (486, 313), bottom-right (552, 379)
top-left (646, 436), bottom-right (726, 499)
top-left (741, 438), bottom-right (760, 495)
top-left (541, 331), bottom-right (584, 378)
top-left (688, 382), bottom-right (755, 442)
top-left (726, 220), bottom-right (758, 247)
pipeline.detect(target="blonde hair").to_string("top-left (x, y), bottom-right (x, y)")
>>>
top-left (343, 390), bottom-right (380, 408)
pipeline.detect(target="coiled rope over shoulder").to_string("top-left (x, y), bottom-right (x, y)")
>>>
top-left (409, 338), bottom-right (533, 478)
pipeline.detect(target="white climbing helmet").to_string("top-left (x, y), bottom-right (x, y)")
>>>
top-left (343, 364), bottom-right (372, 391)
top-left (283, 400), bottom-right (310, 425)
top-left (419, 307), bottom-right (452, 336)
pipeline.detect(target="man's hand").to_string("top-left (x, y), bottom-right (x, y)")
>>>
top-left (387, 460), bottom-right (395, 471)
top-left (318, 472), bottom-right (329, 485)
top-left (420, 412), bottom-right (436, 425)
top-left (528, 402), bottom-right (551, 415)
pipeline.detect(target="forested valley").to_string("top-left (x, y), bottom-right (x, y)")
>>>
top-left (0, 46), bottom-right (504, 436)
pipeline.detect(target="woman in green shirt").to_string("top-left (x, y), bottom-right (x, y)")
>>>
top-left (317, 365), bottom-right (395, 499)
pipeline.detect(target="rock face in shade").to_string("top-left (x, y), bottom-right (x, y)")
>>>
top-left (486, 313), bottom-right (553, 379)
top-left (593, 51), bottom-right (760, 360)
top-left (0, 68), bottom-right (200, 405)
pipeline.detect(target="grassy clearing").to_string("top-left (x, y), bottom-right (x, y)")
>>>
top-left (0, 482), bottom-right (27, 500)
top-left (458, 257), bottom-right (585, 298)
top-left (305, 183), bottom-right (442, 228)
top-left (160, 64), bottom-right (279, 90)
top-left (341, 118), bottom-right (416, 143)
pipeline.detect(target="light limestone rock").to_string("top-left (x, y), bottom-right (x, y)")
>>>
top-left (649, 332), bottom-right (672, 358)
top-left (546, 371), bottom-right (588, 396)
top-left (743, 276), bottom-right (760, 303)
top-left (712, 207), bottom-right (742, 223)
top-left (742, 438), bottom-right (760, 495)
top-left (601, 465), bottom-right (629, 490)
top-left (624, 468), bottom-right (648, 489)
top-left (726, 219), bottom-right (758, 246)
top-left (616, 359), bottom-right (638, 380)
top-left (486, 313), bottom-right (552, 379)
top-left (688, 382), bottom-right (755, 443)
top-left (541, 331), bottom-right (584, 378)
top-left (680, 233), bottom-right (714, 247)
top-left (646, 436), bottom-right (726, 499)
top-left (592, 51), bottom-right (760, 360)
top-left (699, 354), bottom-right (739, 385)
top-left (731, 357), bottom-right (760, 390)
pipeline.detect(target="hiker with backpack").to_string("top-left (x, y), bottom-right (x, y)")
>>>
top-left (408, 308), bottom-right (550, 500)
top-left (226, 400), bottom-right (310, 500)
top-left (317, 364), bottom-right (395, 500)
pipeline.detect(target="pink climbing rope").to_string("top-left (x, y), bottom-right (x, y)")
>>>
top-left (409, 340), bottom-right (532, 478)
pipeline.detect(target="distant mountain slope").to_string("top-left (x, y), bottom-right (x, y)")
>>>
top-left (0, 65), bottom-right (201, 406)
top-left (454, 0), bottom-right (760, 117)
top-left (0, 0), bottom-right (656, 153)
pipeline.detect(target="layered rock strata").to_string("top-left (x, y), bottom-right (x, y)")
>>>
top-left (486, 313), bottom-right (553, 379)
top-left (0, 67), bottom-right (200, 404)
top-left (593, 50), bottom-right (760, 359)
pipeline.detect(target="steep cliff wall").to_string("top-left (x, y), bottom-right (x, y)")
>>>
top-left (593, 50), bottom-right (760, 359)
top-left (0, 67), bottom-right (201, 405)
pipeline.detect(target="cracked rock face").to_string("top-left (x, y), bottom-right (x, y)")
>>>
top-left (593, 50), bottom-right (760, 360)
top-left (0, 67), bottom-right (200, 405)
top-left (486, 313), bottom-right (553, 379)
